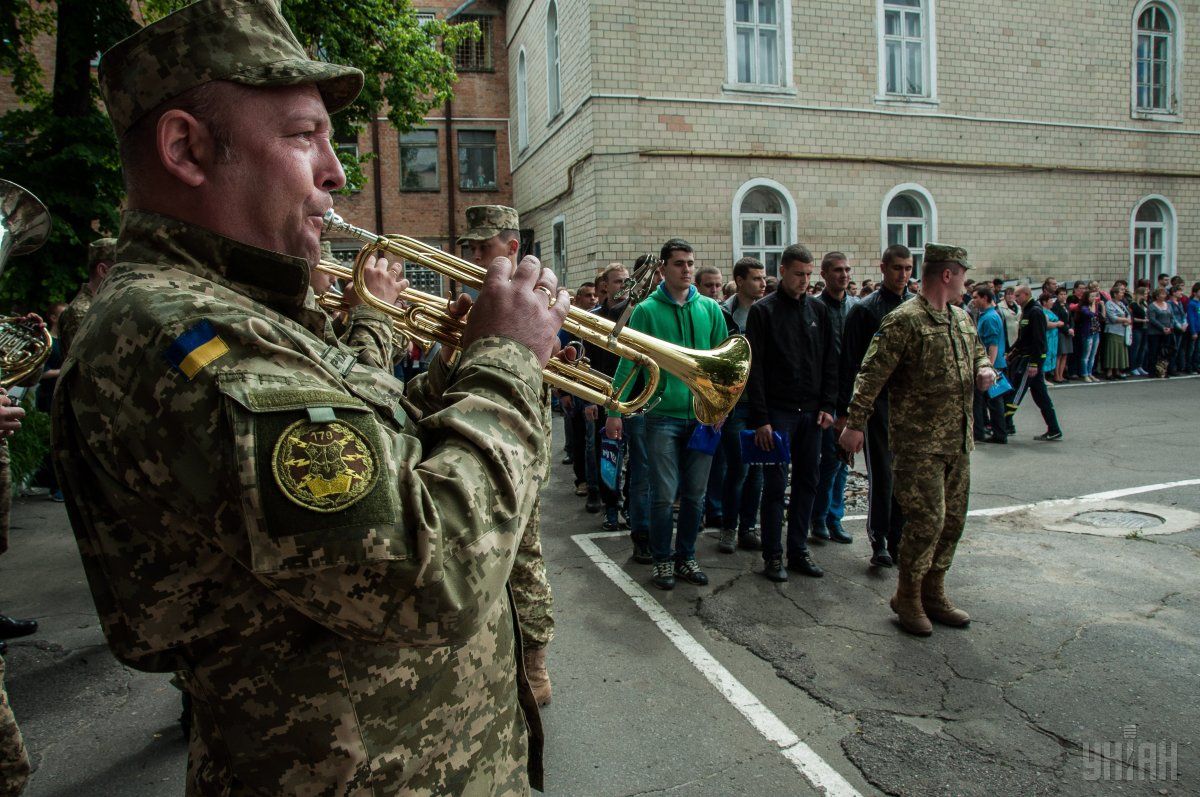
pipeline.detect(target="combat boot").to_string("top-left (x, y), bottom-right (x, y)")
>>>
top-left (921, 570), bottom-right (971, 627)
top-left (524, 647), bottom-right (552, 707)
top-left (889, 577), bottom-right (933, 636)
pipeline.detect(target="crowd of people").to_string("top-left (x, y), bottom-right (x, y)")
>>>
top-left (555, 244), bottom-right (1197, 593)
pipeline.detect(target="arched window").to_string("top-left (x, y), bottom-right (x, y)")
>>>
top-left (1133, 1), bottom-right (1182, 115)
top-left (1131, 197), bottom-right (1176, 284)
top-left (733, 182), bottom-right (795, 277)
top-left (546, 1), bottom-right (561, 118)
top-left (882, 185), bottom-right (936, 268)
top-left (516, 49), bottom-right (529, 151)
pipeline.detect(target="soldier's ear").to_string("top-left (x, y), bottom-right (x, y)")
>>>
top-left (157, 110), bottom-right (213, 188)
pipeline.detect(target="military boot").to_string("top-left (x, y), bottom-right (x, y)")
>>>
top-left (889, 577), bottom-right (933, 636)
top-left (524, 647), bottom-right (552, 707)
top-left (921, 570), bottom-right (971, 627)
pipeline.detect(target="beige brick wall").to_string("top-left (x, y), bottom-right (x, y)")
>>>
top-left (511, 0), bottom-right (1200, 288)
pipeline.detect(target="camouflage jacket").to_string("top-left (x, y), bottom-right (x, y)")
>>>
top-left (846, 294), bottom-right (991, 456)
top-left (58, 282), bottom-right (94, 358)
top-left (52, 211), bottom-right (545, 795)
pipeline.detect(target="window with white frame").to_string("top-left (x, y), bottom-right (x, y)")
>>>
top-left (517, 49), bottom-right (529, 151)
top-left (1132, 198), bottom-right (1174, 283)
top-left (551, 216), bottom-right (566, 282)
top-left (1134, 3), bottom-right (1178, 113)
top-left (546, 1), bottom-right (561, 118)
top-left (730, 0), bottom-right (786, 87)
top-left (884, 190), bottom-right (932, 267)
top-left (879, 0), bottom-right (930, 98)
top-left (738, 187), bottom-right (787, 277)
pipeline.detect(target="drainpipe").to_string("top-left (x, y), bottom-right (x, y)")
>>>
top-left (371, 118), bottom-right (384, 234)
top-left (444, 97), bottom-right (457, 294)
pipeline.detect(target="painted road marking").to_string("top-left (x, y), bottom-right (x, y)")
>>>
top-left (572, 477), bottom-right (1199, 796)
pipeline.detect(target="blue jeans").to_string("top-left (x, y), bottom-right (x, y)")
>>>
top-left (760, 409), bottom-right (822, 562)
top-left (624, 414), bottom-right (651, 543)
top-left (718, 405), bottom-right (764, 534)
top-left (704, 442), bottom-right (725, 521)
top-left (646, 416), bottom-right (715, 564)
top-left (1130, 328), bottom-right (1147, 372)
top-left (1081, 333), bottom-right (1100, 377)
top-left (810, 425), bottom-right (847, 528)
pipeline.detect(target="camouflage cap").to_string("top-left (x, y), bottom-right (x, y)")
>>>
top-left (457, 205), bottom-right (519, 244)
top-left (924, 243), bottom-right (972, 269)
top-left (98, 0), bottom-right (364, 138)
top-left (88, 238), bottom-right (118, 269)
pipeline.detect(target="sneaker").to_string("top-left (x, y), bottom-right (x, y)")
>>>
top-left (826, 519), bottom-right (852, 544)
top-left (1034, 431), bottom-right (1063, 441)
top-left (585, 490), bottom-right (603, 513)
top-left (561, 455), bottom-right (573, 465)
top-left (574, 483), bottom-right (588, 496)
top-left (809, 524), bottom-right (830, 543)
top-left (673, 558), bottom-right (709, 586)
top-left (787, 553), bottom-right (824, 578)
top-left (651, 562), bottom-right (676, 590)
top-left (632, 541), bottom-right (653, 564)
top-left (601, 519), bottom-right (621, 532)
top-left (717, 528), bottom-right (737, 554)
top-left (738, 529), bottom-right (762, 551)
top-left (762, 558), bottom-right (788, 582)
top-left (619, 509), bottom-right (631, 529)
top-left (869, 550), bottom-right (894, 568)
top-left (50, 490), bottom-right (65, 502)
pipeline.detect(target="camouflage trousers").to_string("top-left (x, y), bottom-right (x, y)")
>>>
top-left (0, 656), bottom-right (31, 797)
top-left (511, 497), bottom-right (554, 650)
top-left (892, 451), bottom-right (970, 582)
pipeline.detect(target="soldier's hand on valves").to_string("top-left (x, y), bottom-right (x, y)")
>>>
top-left (754, 424), bottom-right (775, 451)
top-left (461, 255), bottom-right (569, 367)
top-left (0, 392), bottom-right (25, 437)
top-left (344, 254), bottom-right (406, 309)
top-left (817, 411), bottom-right (834, 430)
top-left (977, 367), bottom-right (998, 392)
top-left (605, 417), bottom-right (623, 440)
top-left (838, 427), bottom-right (864, 454)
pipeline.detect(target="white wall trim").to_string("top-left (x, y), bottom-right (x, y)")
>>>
top-left (545, 0), bottom-right (561, 119)
top-left (731, 177), bottom-right (798, 263)
top-left (880, 182), bottom-right (938, 255)
top-left (1130, 0), bottom-right (1185, 118)
top-left (516, 46), bottom-right (529, 153)
top-left (1128, 194), bottom-right (1178, 285)
top-left (724, 0), bottom-right (794, 89)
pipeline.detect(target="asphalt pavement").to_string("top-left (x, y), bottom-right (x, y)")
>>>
top-left (1, 375), bottom-right (1197, 796)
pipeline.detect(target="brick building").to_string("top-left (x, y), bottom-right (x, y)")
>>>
top-left (0, 2), bottom-right (513, 299)
top-left (508, 0), bottom-right (1200, 288)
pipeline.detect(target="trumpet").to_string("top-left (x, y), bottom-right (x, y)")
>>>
top-left (320, 210), bottom-right (751, 424)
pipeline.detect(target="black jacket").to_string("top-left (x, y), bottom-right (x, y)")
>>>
top-left (1012, 298), bottom-right (1048, 363)
top-left (745, 289), bottom-right (839, 427)
top-left (837, 287), bottom-right (910, 414)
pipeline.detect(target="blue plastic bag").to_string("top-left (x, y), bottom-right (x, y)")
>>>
top-left (740, 429), bottom-right (790, 464)
top-left (687, 423), bottom-right (721, 456)
top-left (600, 437), bottom-right (622, 491)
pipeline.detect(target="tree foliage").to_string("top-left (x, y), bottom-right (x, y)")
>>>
top-left (0, 0), bottom-right (475, 312)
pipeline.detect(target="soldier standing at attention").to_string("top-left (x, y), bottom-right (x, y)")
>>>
top-left (458, 205), bottom-right (556, 707)
top-left (59, 238), bottom-right (117, 357)
top-left (51, 1), bottom-right (567, 793)
top-left (839, 244), bottom-right (996, 637)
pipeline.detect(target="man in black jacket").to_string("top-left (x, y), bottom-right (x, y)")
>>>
top-left (811, 252), bottom-right (854, 544)
top-left (837, 244), bottom-right (913, 569)
top-left (746, 244), bottom-right (838, 582)
top-left (1004, 284), bottom-right (1064, 441)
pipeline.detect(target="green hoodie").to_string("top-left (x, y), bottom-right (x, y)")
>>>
top-left (608, 284), bottom-right (729, 419)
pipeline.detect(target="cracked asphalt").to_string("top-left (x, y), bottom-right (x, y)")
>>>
top-left (0, 376), bottom-right (1196, 796)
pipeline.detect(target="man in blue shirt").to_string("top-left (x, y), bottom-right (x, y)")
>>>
top-left (971, 286), bottom-right (1008, 444)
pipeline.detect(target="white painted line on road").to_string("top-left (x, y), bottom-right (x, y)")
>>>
top-left (572, 534), bottom-right (864, 797)
top-left (570, 477), bottom-right (1197, 795)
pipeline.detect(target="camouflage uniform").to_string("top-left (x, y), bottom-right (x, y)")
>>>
top-left (458, 207), bottom-right (555, 656)
top-left (53, 3), bottom-right (545, 793)
top-left (845, 246), bottom-right (991, 593)
top-left (60, 238), bottom-right (117, 358)
top-left (0, 439), bottom-right (27, 796)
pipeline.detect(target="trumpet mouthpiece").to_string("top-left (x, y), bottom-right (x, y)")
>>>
top-left (322, 209), bottom-right (346, 234)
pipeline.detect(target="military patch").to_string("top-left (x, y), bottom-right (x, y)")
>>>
top-left (165, 319), bottom-right (229, 380)
top-left (272, 419), bottom-right (378, 512)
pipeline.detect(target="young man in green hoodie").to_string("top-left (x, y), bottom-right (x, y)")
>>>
top-left (605, 239), bottom-right (731, 590)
